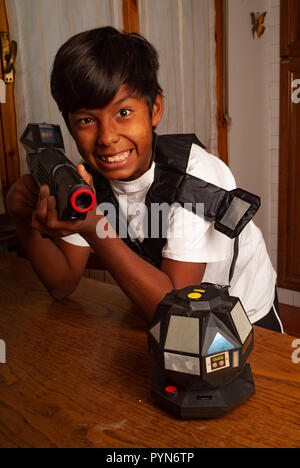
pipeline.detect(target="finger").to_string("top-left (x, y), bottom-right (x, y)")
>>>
top-left (23, 174), bottom-right (40, 196)
top-left (77, 164), bottom-right (95, 189)
top-left (16, 176), bottom-right (39, 207)
top-left (46, 197), bottom-right (74, 236)
top-left (46, 196), bottom-right (58, 228)
top-left (23, 190), bottom-right (38, 208)
top-left (31, 211), bottom-right (52, 235)
top-left (14, 190), bottom-right (37, 214)
top-left (48, 195), bottom-right (57, 211)
top-left (32, 209), bottom-right (71, 238)
top-left (47, 196), bottom-right (80, 237)
top-left (35, 185), bottom-right (50, 222)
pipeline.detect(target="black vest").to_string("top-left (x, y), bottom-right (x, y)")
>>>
top-left (86, 134), bottom-right (260, 271)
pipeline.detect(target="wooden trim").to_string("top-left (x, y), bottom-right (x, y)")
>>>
top-left (280, 0), bottom-right (300, 58)
top-left (122, 0), bottom-right (140, 34)
top-left (0, 0), bottom-right (8, 205)
top-left (280, 0), bottom-right (289, 57)
top-left (215, 0), bottom-right (228, 165)
top-left (278, 57), bottom-right (300, 292)
top-left (0, 0), bottom-right (20, 203)
top-left (278, 0), bottom-right (300, 292)
top-left (278, 58), bottom-right (291, 290)
top-left (0, 97), bottom-right (7, 197)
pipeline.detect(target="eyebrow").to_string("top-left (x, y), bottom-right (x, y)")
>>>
top-left (114, 92), bottom-right (135, 105)
top-left (72, 92), bottom-right (137, 116)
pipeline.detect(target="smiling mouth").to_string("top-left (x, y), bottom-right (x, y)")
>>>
top-left (98, 149), bottom-right (132, 164)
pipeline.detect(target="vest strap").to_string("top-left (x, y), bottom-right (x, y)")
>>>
top-left (229, 237), bottom-right (239, 285)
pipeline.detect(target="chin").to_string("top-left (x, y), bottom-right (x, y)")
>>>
top-left (104, 168), bottom-right (135, 181)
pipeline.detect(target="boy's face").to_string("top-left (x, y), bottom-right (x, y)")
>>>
top-left (68, 85), bottom-right (163, 181)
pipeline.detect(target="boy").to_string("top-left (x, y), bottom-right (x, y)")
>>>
top-left (6, 27), bottom-right (282, 332)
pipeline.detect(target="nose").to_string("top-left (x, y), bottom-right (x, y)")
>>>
top-left (97, 120), bottom-right (120, 147)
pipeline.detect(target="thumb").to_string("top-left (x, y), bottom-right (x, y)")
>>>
top-left (77, 164), bottom-right (95, 190)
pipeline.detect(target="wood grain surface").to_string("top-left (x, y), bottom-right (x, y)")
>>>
top-left (0, 253), bottom-right (299, 448)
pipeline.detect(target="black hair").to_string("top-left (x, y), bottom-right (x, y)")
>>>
top-left (50, 26), bottom-right (162, 127)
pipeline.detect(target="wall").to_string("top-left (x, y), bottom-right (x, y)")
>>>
top-left (228, 0), bottom-right (271, 244)
top-left (228, 0), bottom-right (300, 307)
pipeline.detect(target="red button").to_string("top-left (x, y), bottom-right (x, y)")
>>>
top-left (165, 385), bottom-right (178, 393)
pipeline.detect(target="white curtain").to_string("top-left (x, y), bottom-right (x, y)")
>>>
top-left (140, 0), bottom-right (218, 155)
top-left (5, 0), bottom-right (123, 175)
top-left (5, 0), bottom-right (218, 176)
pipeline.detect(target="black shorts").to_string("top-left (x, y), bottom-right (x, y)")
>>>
top-left (254, 289), bottom-right (284, 333)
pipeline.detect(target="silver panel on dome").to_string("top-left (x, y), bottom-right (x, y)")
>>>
top-left (164, 316), bottom-right (199, 354)
top-left (230, 301), bottom-right (252, 344)
top-left (164, 352), bottom-right (200, 376)
top-left (150, 322), bottom-right (161, 343)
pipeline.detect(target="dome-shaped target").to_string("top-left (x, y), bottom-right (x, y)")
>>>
top-left (147, 283), bottom-right (255, 419)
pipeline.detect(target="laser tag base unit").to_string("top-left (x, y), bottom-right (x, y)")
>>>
top-left (147, 284), bottom-right (255, 419)
top-left (20, 123), bottom-right (96, 221)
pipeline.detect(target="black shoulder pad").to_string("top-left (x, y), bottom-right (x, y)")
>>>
top-left (154, 134), bottom-right (206, 173)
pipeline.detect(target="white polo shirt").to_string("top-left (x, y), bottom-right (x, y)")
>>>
top-left (62, 143), bottom-right (277, 324)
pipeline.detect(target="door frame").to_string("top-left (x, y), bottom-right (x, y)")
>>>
top-left (215, 0), bottom-right (229, 165)
top-left (0, 0), bottom-right (20, 214)
top-left (278, 0), bottom-right (300, 292)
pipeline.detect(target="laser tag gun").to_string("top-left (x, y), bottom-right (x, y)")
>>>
top-left (148, 283), bottom-right (255, 420)
top-left (20, 123), bottom-right (96, 220)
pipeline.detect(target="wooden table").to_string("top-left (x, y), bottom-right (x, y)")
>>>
top-left (0, 253), bottom-right (299, 448)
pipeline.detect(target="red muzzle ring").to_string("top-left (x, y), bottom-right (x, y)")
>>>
top-left (70, 188), bottom-right (96, 213)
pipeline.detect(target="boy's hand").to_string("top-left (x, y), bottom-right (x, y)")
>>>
top-left (31, 164), bottom-right (101, 238)
top-left (6, 174), bottom-right (40, 220)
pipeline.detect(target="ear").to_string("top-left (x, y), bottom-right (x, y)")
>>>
top-left (151, 91), bottom-right (164, 128)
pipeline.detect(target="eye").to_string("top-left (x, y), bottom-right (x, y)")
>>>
top-left (117, 108), bottom-right (132, 118)
top-left (77, 117), bottom-right (94, 126)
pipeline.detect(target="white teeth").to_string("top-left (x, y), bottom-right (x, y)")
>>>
top-left (101, 150), bottom-right (130, 163)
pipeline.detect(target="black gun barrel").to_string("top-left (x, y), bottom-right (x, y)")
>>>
top-left (52, 159), bottom-right (96, 216)
top-left (20, 123), bottom-right (96, 220)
